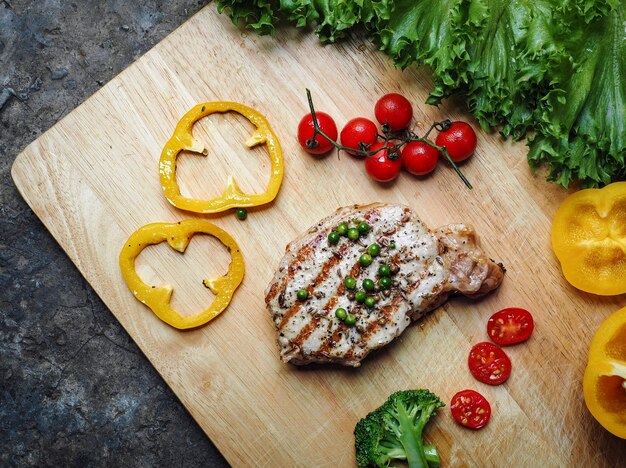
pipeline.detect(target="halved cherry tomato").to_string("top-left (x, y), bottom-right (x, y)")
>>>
top-left (435, 121), bottom-right (477, 162)
top-left (401, 141), bottom-right (439, 176)
top-left (487, 308), bottom-right (534, 346)
top-left (340, 117), bottom-right (378, 156)
top-left (297, 112), bottom-right (338, 155)
top-left (374, 93), bottom-right (413, 131)
top-left (468, 342), bottom-right (511, 385)
top-left (450, 390), bottom-right (492, 429)
top-left (364, 142), bottom-right (402, 183)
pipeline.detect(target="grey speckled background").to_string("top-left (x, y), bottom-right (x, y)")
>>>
top-left (1, 1), bottom-right (229, 466)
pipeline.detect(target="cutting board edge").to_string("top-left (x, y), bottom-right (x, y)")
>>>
top-left (11, 152), bottom-right (246, 464)
top-left (8, 2), bottom-right (218, 185)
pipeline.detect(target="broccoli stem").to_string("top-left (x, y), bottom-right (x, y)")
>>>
top-left (396, 403), bottom-right (428, 468)
top-left (424, 444), bottom-right (440, 467)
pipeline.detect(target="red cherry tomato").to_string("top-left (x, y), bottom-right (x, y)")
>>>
top-left (401, 141), bottom-right (439, 176)
top-left (450, 390), bottom-right (492, 429)
top-left (297, 112), bottom-right (338, 155)
top-left (364, 142), bottom-right (402, 183)
top-left (374, 93), bottom-right (413, 131)
top-left (468, 342), bottom-right (511, 385)
top-left (487, 308), bottom-right (534, 346)
top-left (340, 117), bottom-right (378, 156)
top-left (435, 121), bottom-right (477, 162)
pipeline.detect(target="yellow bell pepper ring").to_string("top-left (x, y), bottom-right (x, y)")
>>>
top-left (583, 306), bottom-right (626, 439)
top-left (551, 181), bottom-right (626, 295)
top-left (119, 219), bottom-right (244, 329)
top-left (159, 101), bottom-right (284, 214)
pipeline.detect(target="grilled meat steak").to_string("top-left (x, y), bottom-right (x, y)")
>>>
top-left (265, 204), bottom-right (504, 367)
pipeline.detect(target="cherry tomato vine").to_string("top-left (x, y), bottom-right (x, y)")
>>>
top-left (302, 88), bottom-right (473, 189)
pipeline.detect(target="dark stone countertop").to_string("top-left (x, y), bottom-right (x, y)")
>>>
top-left (1, 1), bottom-right (229, 466)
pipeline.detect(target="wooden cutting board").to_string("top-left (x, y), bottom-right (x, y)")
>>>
top-left (12, 5), bottom-right (626, 466)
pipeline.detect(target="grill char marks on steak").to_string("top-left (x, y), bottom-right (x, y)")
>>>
top-left (265, 204), bottom-right (504, 367)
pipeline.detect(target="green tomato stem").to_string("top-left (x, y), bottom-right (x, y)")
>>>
top-left (408, 136), bottom-right (473, 190)
top-left (436, 145), bottom-right (473, 190)
top-left (424, 119), bottom-right (452, 139)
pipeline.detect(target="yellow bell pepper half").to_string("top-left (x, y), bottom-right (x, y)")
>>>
top-left (552, 182), bottom-right (626, 296)
top-left (159, 101), bottom-right (284, 214)
top-left (584, 306), bottom-right (626, 439)
top-left (119, 219), bottom-right (244, 329)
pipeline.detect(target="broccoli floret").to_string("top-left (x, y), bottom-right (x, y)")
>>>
top-left (354, 389), bottom-right (445, 468)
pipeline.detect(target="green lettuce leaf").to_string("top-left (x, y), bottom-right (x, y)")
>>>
top-left (280, 0), bottom-right (373, 42)
top-left (373, 0), bottom-right (468, 105)
top-left (217, 0), bottom-right (386, 42)
top-left (528, 1), bottom-right (626, 187)
top-left (375, 0), bottom-right (571, 139)
top-left (217, 0), bottom-right (277, 35)
top-left (461, 0), bottom-right (545, 137)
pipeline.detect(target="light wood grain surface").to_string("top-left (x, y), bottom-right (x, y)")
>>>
top-left (11, 5), bottom-right (626, 466)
